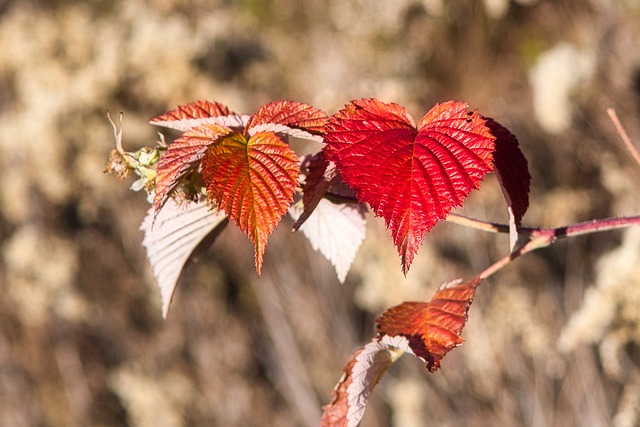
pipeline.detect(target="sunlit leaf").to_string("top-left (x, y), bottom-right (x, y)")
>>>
top-left (324, 99), bottom-right (495, 274)
top-left (153, 124), bottom-right (231, 216)
top-left (376, 277), bottom-right (482, 372)
top-left (149, 99), bottom-right (247, 131)
top-left (486, 118), bottom-right (531, 249)
top-left (201, 131), bottom-right (299, 275)
top-left (140, 198), bottom-right (228, 318)
top-left (293, 152), bottom-right (345, 231)
top-left (245, 100), bottom-right (328, 142)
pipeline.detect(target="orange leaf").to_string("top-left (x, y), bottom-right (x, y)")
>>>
top-left (376, 277), bottom-right (482, 372)
top-left (201, 132), bottom-right (299, 274)
top-left (153, 124), bottom-right (231, 216)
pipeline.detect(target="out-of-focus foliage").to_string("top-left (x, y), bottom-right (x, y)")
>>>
top-left (0, 0), bottom-right (639, 426)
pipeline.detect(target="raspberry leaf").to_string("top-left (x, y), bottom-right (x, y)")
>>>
top-left (486, 118), bottom-right (531, 249)
top-left (320, 338), bottom-right (403, 427)
top-left (324, 99), bottom-right (495, 274)
top-left (376, 277), bottom-right (482, 372)
top-left (149, 99), bottom-right (247, 131)
top-left (201, 131), bottom-right (299, 275)
top-left (245, 100), bottom-right (328, 142)
top-left (152, 124), bottom-right (231, 217)
top-left (290, 198), bottom-right (367, 283)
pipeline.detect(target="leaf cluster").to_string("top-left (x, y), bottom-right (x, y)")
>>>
top-left (107, 98), bottom-right (640, 427)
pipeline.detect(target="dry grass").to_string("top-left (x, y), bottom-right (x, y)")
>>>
top-left (1, 0), bottom-right (640, 426)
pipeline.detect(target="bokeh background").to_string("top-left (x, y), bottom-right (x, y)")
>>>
top-left (1, 0), bottom-right (640, 426)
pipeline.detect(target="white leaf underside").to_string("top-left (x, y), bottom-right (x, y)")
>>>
top-left (140, 199), bottom-right (226, 318)
top-left (346, 338), bottom-right (404, 427)
top-left (290, 199), bottom-right (367, 283)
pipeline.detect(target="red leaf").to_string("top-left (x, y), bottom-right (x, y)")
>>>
top-left (376, 277), bottom-right (482, 372)
top-left (485, 118), bottom-right (531, 249)
top-left (201, 131), bottom-right (299, 275)
top-left (320, 339), bottom-right (402, 427)
top-left (149, 99), bottom-right (246, 131)
top-left (153, 124), bottom-right (231, 216)
top-left (245, 100), bottom-right (328, 142)
top-left (324, 99), bottom-right (495, 274)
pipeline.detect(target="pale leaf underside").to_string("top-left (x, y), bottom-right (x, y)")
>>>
top-left (290, 199), bottom-right (367, 283)
top-left (248, 123), bottom-right (324, 143)
top-left (140, 199), bottom-right (227, 318)
top-left (320, 338), bottom-right (402, 427)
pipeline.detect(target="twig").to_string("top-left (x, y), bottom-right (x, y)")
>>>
top-left (446, 213), bottom-right (510, 234)
top-left (477, 215), bottom-right (640, 280)
top-left (607, 108), bottom-right (640, 166)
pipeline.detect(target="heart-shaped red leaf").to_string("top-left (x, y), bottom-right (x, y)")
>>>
top-left (324, 99), bottom-right (495, 274)
top-left (201, 131), bottom-right (299, 274)
top-left (153, 124), bottom-right (231, 216)
top-left (376, 277), bottom-right (482, 372)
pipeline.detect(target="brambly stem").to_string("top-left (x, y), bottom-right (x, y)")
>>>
top-left (475, 215), bottom-right (640, 280)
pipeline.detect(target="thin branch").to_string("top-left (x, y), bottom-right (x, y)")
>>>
top-left (560, 215), bottom-right (640, 239)
top-left (445, 213), bottom-right (510, 234)
top-left (607, 108), bottom-right (640, 166)
top-left (477, 215), bottom-right (640, 280)
top-left (478, 231), bottom-right (554, 280)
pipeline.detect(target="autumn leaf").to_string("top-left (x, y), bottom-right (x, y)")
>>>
top-left (152, 124), bottom-right (231, 215)
top-left (140, 198), bottom-right (228, 318)
top-left (321, 277), bottom-right (483, 426)
top-left (150, 100), bottom-right (327, 219)
top-left (320, 339), bottom-right (403, 427)
top-left (376, 277), bottom-right (482, 372)
top-left (486, 118), bottom-right (531, 249)
top-left (149, 100), bottom-right (328, 274)
top-left (149, 99), bottom-right (247, 132)
top-left (245, 100), bottom-right (328, 141)
top-left (324, 99), bottom-right (495, 274)
top-left (201, 132), bottom-right (299, 275)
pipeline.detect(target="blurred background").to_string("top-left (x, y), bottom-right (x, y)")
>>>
top-left (0, 0), bottom-right (639, 426)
